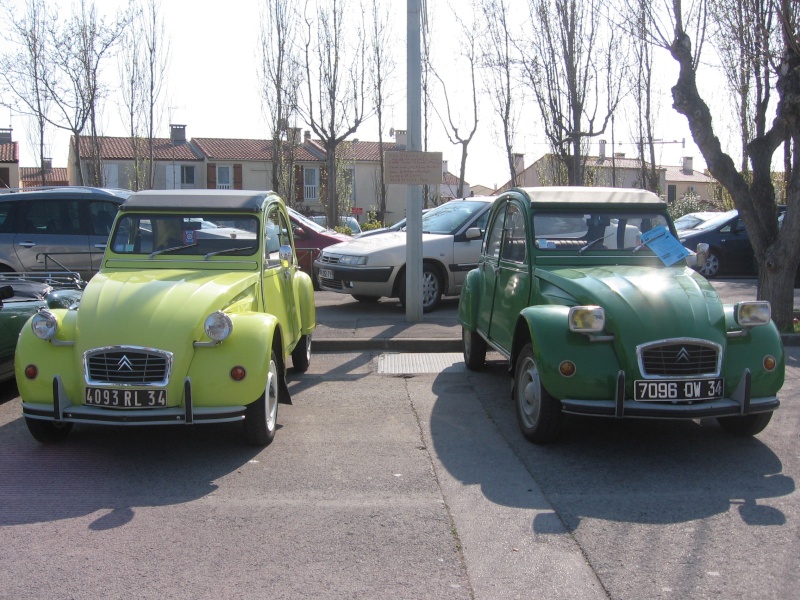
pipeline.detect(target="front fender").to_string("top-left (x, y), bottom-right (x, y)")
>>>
top-left (514, 305), bottom-right (621, 401)
top-left (293, 268), bottom-right (316, 336)
top-left (722, 306), bottom-right (785, 396)
top-left (457, 268), bottom-right (482, 330)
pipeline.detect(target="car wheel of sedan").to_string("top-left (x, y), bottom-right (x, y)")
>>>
top-left (352, 295), bottom-right (380, 303)
top-left (463, 326), bottom-right (487, 370)
top-left (716, 412), bottom-right (773, 436)
top-left (698, 251), bottom-right (720, 278)
top-left (291, 334), bottom-right (312, 372)
top-left (244, 351), bottom-right (279, 446)
top-left (513, 343), bottom-right (562, 443)
top-left (399, 264), bottom-right (443, 313)
top-left (25, 418), bottom-right (73, 443)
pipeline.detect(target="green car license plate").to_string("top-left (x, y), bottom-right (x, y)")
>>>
top-left (85, 387), bottom-right (167, 408)
top-left (634, 378), bottom-right (723, 401)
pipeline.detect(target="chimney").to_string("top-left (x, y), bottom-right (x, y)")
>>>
top-left (42, 158), bottom-right (52, 172)
top-left (682, 156), bottom-right (693, 174)
top-left (442, 160), bottom-right (448, 174)
top-left (304, 130), bottom-right (311, 142)
top-left (394, 129), bottom-right (407, 147)
top-left (0, 128), bottom-right (11, 144)
top-left (599, 139), bottom-right (606, 160)
top-left (513, 153), bottom-right (524, 176)
top-left (289, 127), bottom-right (302, 144)
top-left (170, 124), bottom-right (187, 145)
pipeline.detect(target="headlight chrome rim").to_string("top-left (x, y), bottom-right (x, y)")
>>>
top-left (568, 306), bottom-right (605, 333)
top-left (31, 310), bottom-right (58, 340)
top-left (735, 301), bottom-right (771, 327)
top-left (204, 311), bottom-right (233, 342)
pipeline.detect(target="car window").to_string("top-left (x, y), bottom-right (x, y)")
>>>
top-left (422, 201), bottom-right (490, 234)
top-left (484, 205), bottom-right (507, 260)
top-left (533, 211), bottom-right (669, 251)
top-left (23, 199), bottom-right (81, 235)
top-left (501, 204), bottom-right (527, 263)
top-left (0, 202), bottom-right (15, 233)
top-left (289, 208), bottom-right (328, 233)
top-left (111, 213), bottom-right (258, 256)
top-left (265, 207), bottom-right (291, 268)
top-left (89, 201), bottom-right (119, 236)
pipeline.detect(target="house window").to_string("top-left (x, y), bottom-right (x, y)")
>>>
top-left (181, 166), bottom-right (195, 187)
top-left (217, 166), bottom-right (232, 190)
top-left (304, 167), bottom-right (318, 200)
top-left (667, 184), bottom-right (677, 203)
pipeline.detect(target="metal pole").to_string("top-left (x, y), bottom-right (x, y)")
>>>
top-left (406, 0), bottom-right (423, 322)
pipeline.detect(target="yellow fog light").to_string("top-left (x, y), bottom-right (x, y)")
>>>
top-left (568, 306), bottom-right (605, 333)
top-left (763, 355), bottom-right (777, 372)
top-left (559, 361), bottom-right (576, 377)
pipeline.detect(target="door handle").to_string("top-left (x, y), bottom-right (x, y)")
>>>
top-left (94, 243), bottom-right (107, 249)
top-left (18, 242), bottom-right (36, 248)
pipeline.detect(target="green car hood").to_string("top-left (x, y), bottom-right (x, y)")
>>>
top-left (535, 264), bottom-right (727, 346)
top-left (76, 269), bottom-right (260, 350)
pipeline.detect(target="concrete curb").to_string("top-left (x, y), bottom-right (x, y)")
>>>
top-left (314, 338), bottom-right (462, 353)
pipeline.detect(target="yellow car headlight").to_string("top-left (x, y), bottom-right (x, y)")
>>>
top-left (568, 306), bottom-right (605, 333)
top-left (204, 311), bottom-right (233, 341)
top-left (734, 301), bottom-right (771, 327)
top-left (31, 310), bottom-right (58, 340)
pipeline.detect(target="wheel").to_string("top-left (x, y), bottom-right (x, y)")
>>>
top-left (512, 343), bottom-right (562, 443)
top-left (25, 417), bottom-right (73, 443)
top-left (716, 412), bottom-right (773, 436)
top-left (352, 295), bottom-right (380, 303)
top-left (462, 326), bottom-right (487, 370)
top-left (398, 264), bottom-right (443, 313)
top-left (291, 333), bottom-right (311, 372)
top-left (244, 351), bottom-right (280, 446)
top-left (697, 250), bottom-right (720, 278)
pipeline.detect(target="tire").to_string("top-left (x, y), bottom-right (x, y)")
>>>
top-left (244, 351), bottom-right (280, 446)
top-left (512, 343), bottom-right (562, 443)
top-left (291, 334), bottom-right (311, 372)
top-left (25, 417), bottom-right (73, 443)
top-left (462, 326), bottom-right (487, 370)
top-left (716, 412), bottom-right (773, 436)
top-left (352, 295), bottom-right (380, 303)
top-left (697, 251), bottom-right (720, 278)
top-left (398, 264), bottom-right (443, 313)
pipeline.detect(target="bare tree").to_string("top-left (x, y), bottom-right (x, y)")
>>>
top-left (653, 0), bottom-right (800, 330)
top-left (302, 0), bottom-right (368, 226)
top-left (479, 0), bottom-right (521, 187)
top-left (0, 0), bottom-right (56, 186)
top-left (258, 0), bottom-right (302, 201)
top-left (367, 0), bottom-right (394, 223)
top-left (520, 0), bottom-right (625, 185)
top-left (432, 7), bottom-right (479, 199)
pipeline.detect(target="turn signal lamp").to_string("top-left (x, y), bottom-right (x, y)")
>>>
top-left (763, 355), bottom-right (777, 372)
top-left (230, 366), bottom-right (247, 381)
top-left (568, 306), bottom-right (605, 333)
top-left (24, 365), bottom-right (38, 380)
top-left (734, 301), bottom-right (771, 327)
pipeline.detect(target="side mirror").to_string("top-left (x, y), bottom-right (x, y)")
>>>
top-left (465, 227), bottom-right (482, 240)
top-left (279, 244), bottom-right (294, 268)
top-left (293, 226), bottom-right (307, 239)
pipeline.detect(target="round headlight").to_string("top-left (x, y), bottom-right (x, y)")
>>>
top-left (31, 310), bottom-right (58, 340)
top-left (204, 311), bottom-right (233, 342)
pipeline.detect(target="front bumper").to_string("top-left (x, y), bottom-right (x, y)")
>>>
top-left (559, 369), bottom-right (780, 419)
top-left (22, 376), bottom-right (247, 426)
top-left (314, 260), bottom-right (394, 293)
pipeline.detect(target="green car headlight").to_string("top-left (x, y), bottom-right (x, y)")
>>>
top-left (204, 311), bottom-right (233, 341)
top-left (31, 310), bottom-right (58, 340)
top-left (734, 301), bottom-right (771, 327)
top-left (568, 306), bottom-right (605, 333)
top-left (338, 255), bottom-right (368, 266)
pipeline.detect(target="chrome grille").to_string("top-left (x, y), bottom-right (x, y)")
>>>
top-left (317, 253), bottom-right (341, 265)
top-left (638, 339), bottom-right (721, 377)
top-left (85, 347), bottom-right (172, 385)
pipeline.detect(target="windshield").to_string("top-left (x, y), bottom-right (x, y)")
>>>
top-left (533, 211), bottom-right (671, 251)
top-left (111, 213), bottom-right (259, 256)
top-left (421, 200), bottom-right (489, 234)
top-left (688, 210), bottom-right (738, 232)
top-left (289, 208), bottom-right (328, 233)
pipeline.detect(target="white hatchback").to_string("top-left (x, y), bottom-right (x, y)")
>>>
top-left (314, 197), bottom-right (494, 312)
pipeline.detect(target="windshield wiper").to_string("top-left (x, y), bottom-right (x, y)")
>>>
top-left (578, 232), bottom-right (615, 254)
top-left (149, 244), bottom-right (196, 258)
top-left (204, 246), bottom-right (254, 259)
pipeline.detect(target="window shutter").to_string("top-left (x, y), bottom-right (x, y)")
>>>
top-left (207, 163), bottom-right (216, 189)
top-left (233, 164), bottom-right (243, 190)
top-left (295, 165), bottom-right (304, 201)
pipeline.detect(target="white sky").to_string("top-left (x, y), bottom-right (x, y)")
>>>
top-left (3, 0), bottom-right (722, 189)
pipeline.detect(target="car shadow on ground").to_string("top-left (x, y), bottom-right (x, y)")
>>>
top-left (428, 360), bottom-right (795, 533)
top-left (0, 415), bottom-right (261, 529)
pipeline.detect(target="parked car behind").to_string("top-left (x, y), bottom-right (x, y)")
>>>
top-left (0, 187), bottom-right (130, 280)
top-left (315, 197), bottom-right (494, 312)
top-left (311, 215), bottom-right (363, 235)
top-left (0, 273), bottom-right (84, 383)
top-left (459, 187), bottom-right (783, 443)
top-left (288, 208), bottom-right (349, 285)
top-left (17, 189), bottom-right (316, 447)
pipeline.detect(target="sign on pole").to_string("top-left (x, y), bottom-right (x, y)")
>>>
top-left (384, 151), bottom-right (443, 186)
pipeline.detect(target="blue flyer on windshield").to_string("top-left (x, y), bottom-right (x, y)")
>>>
top-left (640, 225), bottom-right (690, 266)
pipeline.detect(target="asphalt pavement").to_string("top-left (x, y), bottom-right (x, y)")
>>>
top-left (313, 278), bottom-right (798, 352)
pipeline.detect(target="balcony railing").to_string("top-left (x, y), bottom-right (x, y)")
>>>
top-left (304, 184), bottom-right (318, 200)
top-left (217, 183), bottom-right (231, 190)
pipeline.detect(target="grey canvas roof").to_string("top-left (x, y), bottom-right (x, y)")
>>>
top-left (515, 186), bottom-right (665, 206)
top-left (121, 189), bottom-right (276, 213)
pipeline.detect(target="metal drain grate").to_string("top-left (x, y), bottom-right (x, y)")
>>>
top-left (377, 352), bottom-right (466, 374)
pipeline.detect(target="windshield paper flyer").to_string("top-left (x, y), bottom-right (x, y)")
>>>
top-left (640, 225), bottom-right (690, 266)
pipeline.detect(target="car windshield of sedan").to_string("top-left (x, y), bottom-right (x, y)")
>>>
top-left (533, 211), bottom-right (671, 252)
top-left (111, 214), bottom-right (259, 257)
top-left (421, 201), bottom-right (488, 234)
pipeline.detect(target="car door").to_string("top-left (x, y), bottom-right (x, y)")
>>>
top-left (13, 199), bottom-right (92, 276)
top-left (262, 205), bottom-right (300, 352)
top-left (451, 208), bottom-right (490, 290)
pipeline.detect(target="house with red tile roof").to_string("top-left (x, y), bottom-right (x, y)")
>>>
top-left (20, 160), bottom-right (69, 187)
top-left (0, 129), bottom-right (19, 189)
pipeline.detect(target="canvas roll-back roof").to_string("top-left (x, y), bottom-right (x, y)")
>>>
top-left (513, 186), bottom-right (665, 206)
top-left (121, 189), bottom-right (276, 213)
